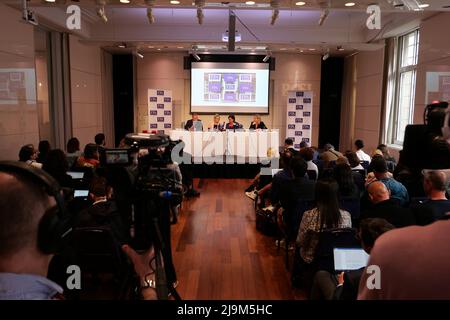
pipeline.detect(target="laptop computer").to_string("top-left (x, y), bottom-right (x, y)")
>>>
top-left (333, 247), bottom-right (369, 273)
top-left (74, 189), bottom-right (89, 199)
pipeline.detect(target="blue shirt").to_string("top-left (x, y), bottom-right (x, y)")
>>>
top-left (0, 273), bottom-right (63, 300)
top-left (380, 177), bottom-right (410, 206)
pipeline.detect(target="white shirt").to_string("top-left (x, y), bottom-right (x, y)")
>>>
top-left (307, 161), bottom-right (319, 179)
top-left (351, 164), bottom-right (364, 170)
top-left (356, 149), bottom-right (371, 162)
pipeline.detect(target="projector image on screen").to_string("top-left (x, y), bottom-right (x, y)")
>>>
top-left (191, 62), bottom-right (269, 114)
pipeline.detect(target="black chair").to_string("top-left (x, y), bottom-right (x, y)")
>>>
top-left (340, 197), bottom-right (361, 226)
top-left (306, 170), bottom-right (317, 181)
top-left (69, 227), bottom-right (132, 299)
top-left (314, 228), bottom-right (360, 273)
top-left (360, 161), bottom-right (370, 170)
top-left (352, 170), bottom-right (365, 192)
top-left (386, 160), bottom-right (396, 173)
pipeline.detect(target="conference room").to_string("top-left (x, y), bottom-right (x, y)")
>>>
top-left (0, 0), bottom-right (450, 306)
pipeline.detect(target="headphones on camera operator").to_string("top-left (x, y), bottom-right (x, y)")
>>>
top-left (0, 161), bottom-right (72, 254)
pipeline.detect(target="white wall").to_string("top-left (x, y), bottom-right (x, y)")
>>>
top-left (136, 52), bottom-right (321, 146)
top-left (0, 3), bottom-right (39, 160)
top-left (69, 35), bottom-right (104, 149)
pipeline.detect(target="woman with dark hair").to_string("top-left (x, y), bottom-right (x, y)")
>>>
top-left (225, 114), bottom-right (240, 130)
top-left (42, 149), bottom-right (73, 188)
top-left (18, 144), bottom-right (42, 169)
top-left (66, 137), bottom-right (82, 168)
top-left (333, 163), bottom-right (360, 198)
top-left (75, 143), bottom-right (100, 168)
top-left (37, 140), bottom-right (51, 163)
top-left (345, 151), bottom-right (364, 170)
top-left (296, 179), bottom-right (352, 264)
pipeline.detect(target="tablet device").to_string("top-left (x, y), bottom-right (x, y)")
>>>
top-left (333, 247), bottom-right (369, 272)
top-left (74, 190), bottom-right (89, 198)
top-left (67, 171), bottom-right (84, 179)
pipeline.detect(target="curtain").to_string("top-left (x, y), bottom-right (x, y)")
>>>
top-left (339, 54), bottom-right (357, 152)
top-left (101, 50), bottom-right (115, 147)
top-left (380, 37), bottom-right (397, 145)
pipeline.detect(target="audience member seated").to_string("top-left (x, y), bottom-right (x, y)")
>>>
top-left (377, 144), bottom-right (396, 163)
top-left (368, 157), bottom-right (409, 206)
top-left (37, 140), bottom-right (51, 164)
top-left (296, 180), bottom-right (352, 264)
top-left (42, 149), bottom-right (74, 189)
top-left (320, 143), bottom-right (344, 163)
top-left (66, 137), bottom-right (82, 169)
top-left (333, 163), bottom-right (360, 199)
top-left (361, 181), bottom-right (415, 227)
top-left (277, 157), bottom-right (316, 238)
top-left (358, 215), bottom-right (450, 299)
top-left (354, 139), bottom-right (371, 162)
top-left (245, 148), bottom-right (277, 200)
top-left (283, 138), bottom-right (299, 156)
top-left (184, 113), bottom-right (203, 131)
top-left (18, 144), bottom-right (42, 169)
top-left (270, 150), bottom-right (294, 205)
top-left (310, 218), bottom-right (395, 300)
top-left (225, 114), bottom-right (241, 130)
top-left (249, 114), bottom-right (267, 130)
top-left (95, 133), bottom-right (106, 148)
top-left (73, 177), bottom-right (128, 245)
top-left (299, 147), bottom-right (318, 180)
top-left (75, 143), bottom-right (100, 169)
top-left (411, 169), bottom-right (450, 225)
top-left (208, 114), bottom-right (225, 131)
top-left (345, 151), bottom-right (364, 171)
top-left (336, 156), bottom-right (349, 166)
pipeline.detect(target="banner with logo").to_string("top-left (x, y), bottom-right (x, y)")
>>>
top-left (286, 91), bottom-right (313, 149)
top-left (148, 89), bottom-right (173, 134)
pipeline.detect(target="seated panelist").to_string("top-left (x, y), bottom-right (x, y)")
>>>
top-left (208, 114), bottom-right (225, 131)
top-left (225, 114), bottom-right (241, 130)
top-left (249, 114), bottom-right (267, 130)
top-left (184, 113), bottom-right (203, 131)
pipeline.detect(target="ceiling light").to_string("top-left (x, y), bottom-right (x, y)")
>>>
top-left (96, 7), bottom-right (107, 23)
top-left (246, 1), bottom-right (255, 4)
top-left (309, 48), bottom-right (316, 51)
top-left (45, 0), bottom-right (56, 2)
top-left (263, 55), bottom-right (271, 62)
top-left (338, 46), bottom-right (344, 51)
top-left (295, 1), bottom-right (306, 5)
top-left (120, 0), bottom-right (130, 3)
top-left (177, 46), bottom-right (184, 49)
top-left (192, 53), bottom-right (201, 61)
top-left (133, 51), bottom-right (144, 59)
top-left (148, 45), bottom-right (154, 48)
top-left (147, 7), bottom-right (155, 24)
top-left (118, 43), bottom-right (126, 48)
top-left (418, 4), bottom-right (430, 8)
top-left (345, 2), bottom-right (355, 7)
top-left (280, 48), bottom-right (287, 51)
top-left (157, 48), bottom-right (161, 51)
top-left (170, 0), bottom-right (180, 4)
top-left (318, 9), bottom-right (329, 26)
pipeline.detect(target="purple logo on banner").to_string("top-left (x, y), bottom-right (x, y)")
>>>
top-left (296, 105), bottom-right (304, 110)
top-left (150, 97), bottom-right (157, 102)
top-left (295, 131), bottom-right (303, 136)
top-left (157, 117), bottom-right (164, 122)
top-left (303, 98), bottom-right (312, 103)
top-left (302, 138), bottom-right (310, 143)
top-left (294, 144), bottom-right (301, 149)
top-left (224, 92), bottom-right (237, 102)
top-left (295, 118), bottom-right (303, 123)
top-left (303, 111), bottom-right (311, 117)
top-left (157, 104), bottom-right (164, 109)
top-left (150, 110), bottom-right (157, 115)
top-left (223, 74), bottom-right (237, 83)
top-left (289, 98), bottom-right (296, 104)
top-left (288, 111), bottom-right (296, 117)
top-left (296, 92), bottom-right (304, 97)
top-left (164, 123), bottom-right (172, 128)
top-left (209, 82), bottom-right (221, 93)
top-left (288, 124), bottom-right (296, 129)
top-left (164, 110), bottom-right (171, 116)
top-left (150, 124), bottom-right (157, 129)
top-left (157, 90), bottom-right (164, 96)
top-left (302, 125), bottom-right (310, 130)
top-left (164, 97), bottom-right (171, 102)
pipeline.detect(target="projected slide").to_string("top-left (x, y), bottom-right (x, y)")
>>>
top-left (191, 62), bottom-right (269, 114)
top-left (426, 71), bottom-right (450, 104)
top-left (0, 68), bottom-right (36, 104)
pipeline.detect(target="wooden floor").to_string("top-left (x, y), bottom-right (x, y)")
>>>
top-left (171, 179), bottom-right (306, 300)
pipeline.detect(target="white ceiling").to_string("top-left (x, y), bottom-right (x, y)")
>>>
top-left (6, 0), bottom-right (449, 55)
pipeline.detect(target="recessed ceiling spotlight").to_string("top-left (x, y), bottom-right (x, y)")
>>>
top-left (246, 1), bottom-right (256, 4)
top-left (45, 0), bottom-right (56, 2)
top-left (309, 48), bottom-right (316, 51)
top-left (170, 0), bottom-right (180, 4)
top-left (177, 46), bottom-right (184, 49)
top-left (418, 3), bottom-right (429, 8)
top-left (120, 0), bottom-right (131, 3)
top-left (345, 2), bottom-right (355, 7)
top-left (118, 43), bottom-right (126, 48)
top-left (280, 48), bottom-right (287, 51)
top-left (157, 48), bottom-right (161, 51)
top-left (295, 1), bottom-right (306, 6)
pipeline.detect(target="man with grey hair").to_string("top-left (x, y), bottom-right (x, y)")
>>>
top-left (412, 169), bottom-right (450, 225)
top-left (320, 143), bottom-right (343, 162)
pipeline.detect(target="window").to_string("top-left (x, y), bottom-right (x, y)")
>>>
top-left (387, 29), bottom-right (419, 146)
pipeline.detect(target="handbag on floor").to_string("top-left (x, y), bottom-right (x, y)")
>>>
top-left (255, 207), bottom-right (278, 237)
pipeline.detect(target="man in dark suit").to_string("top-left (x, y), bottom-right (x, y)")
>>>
top-left (361, 181), bottom-right (415, 227)
top-left (283, 138), bottom-right (299, 156)
top-left (184, 113), bottom-right (203, 131)
top-left (249, 114), bottom-right (267, 130)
